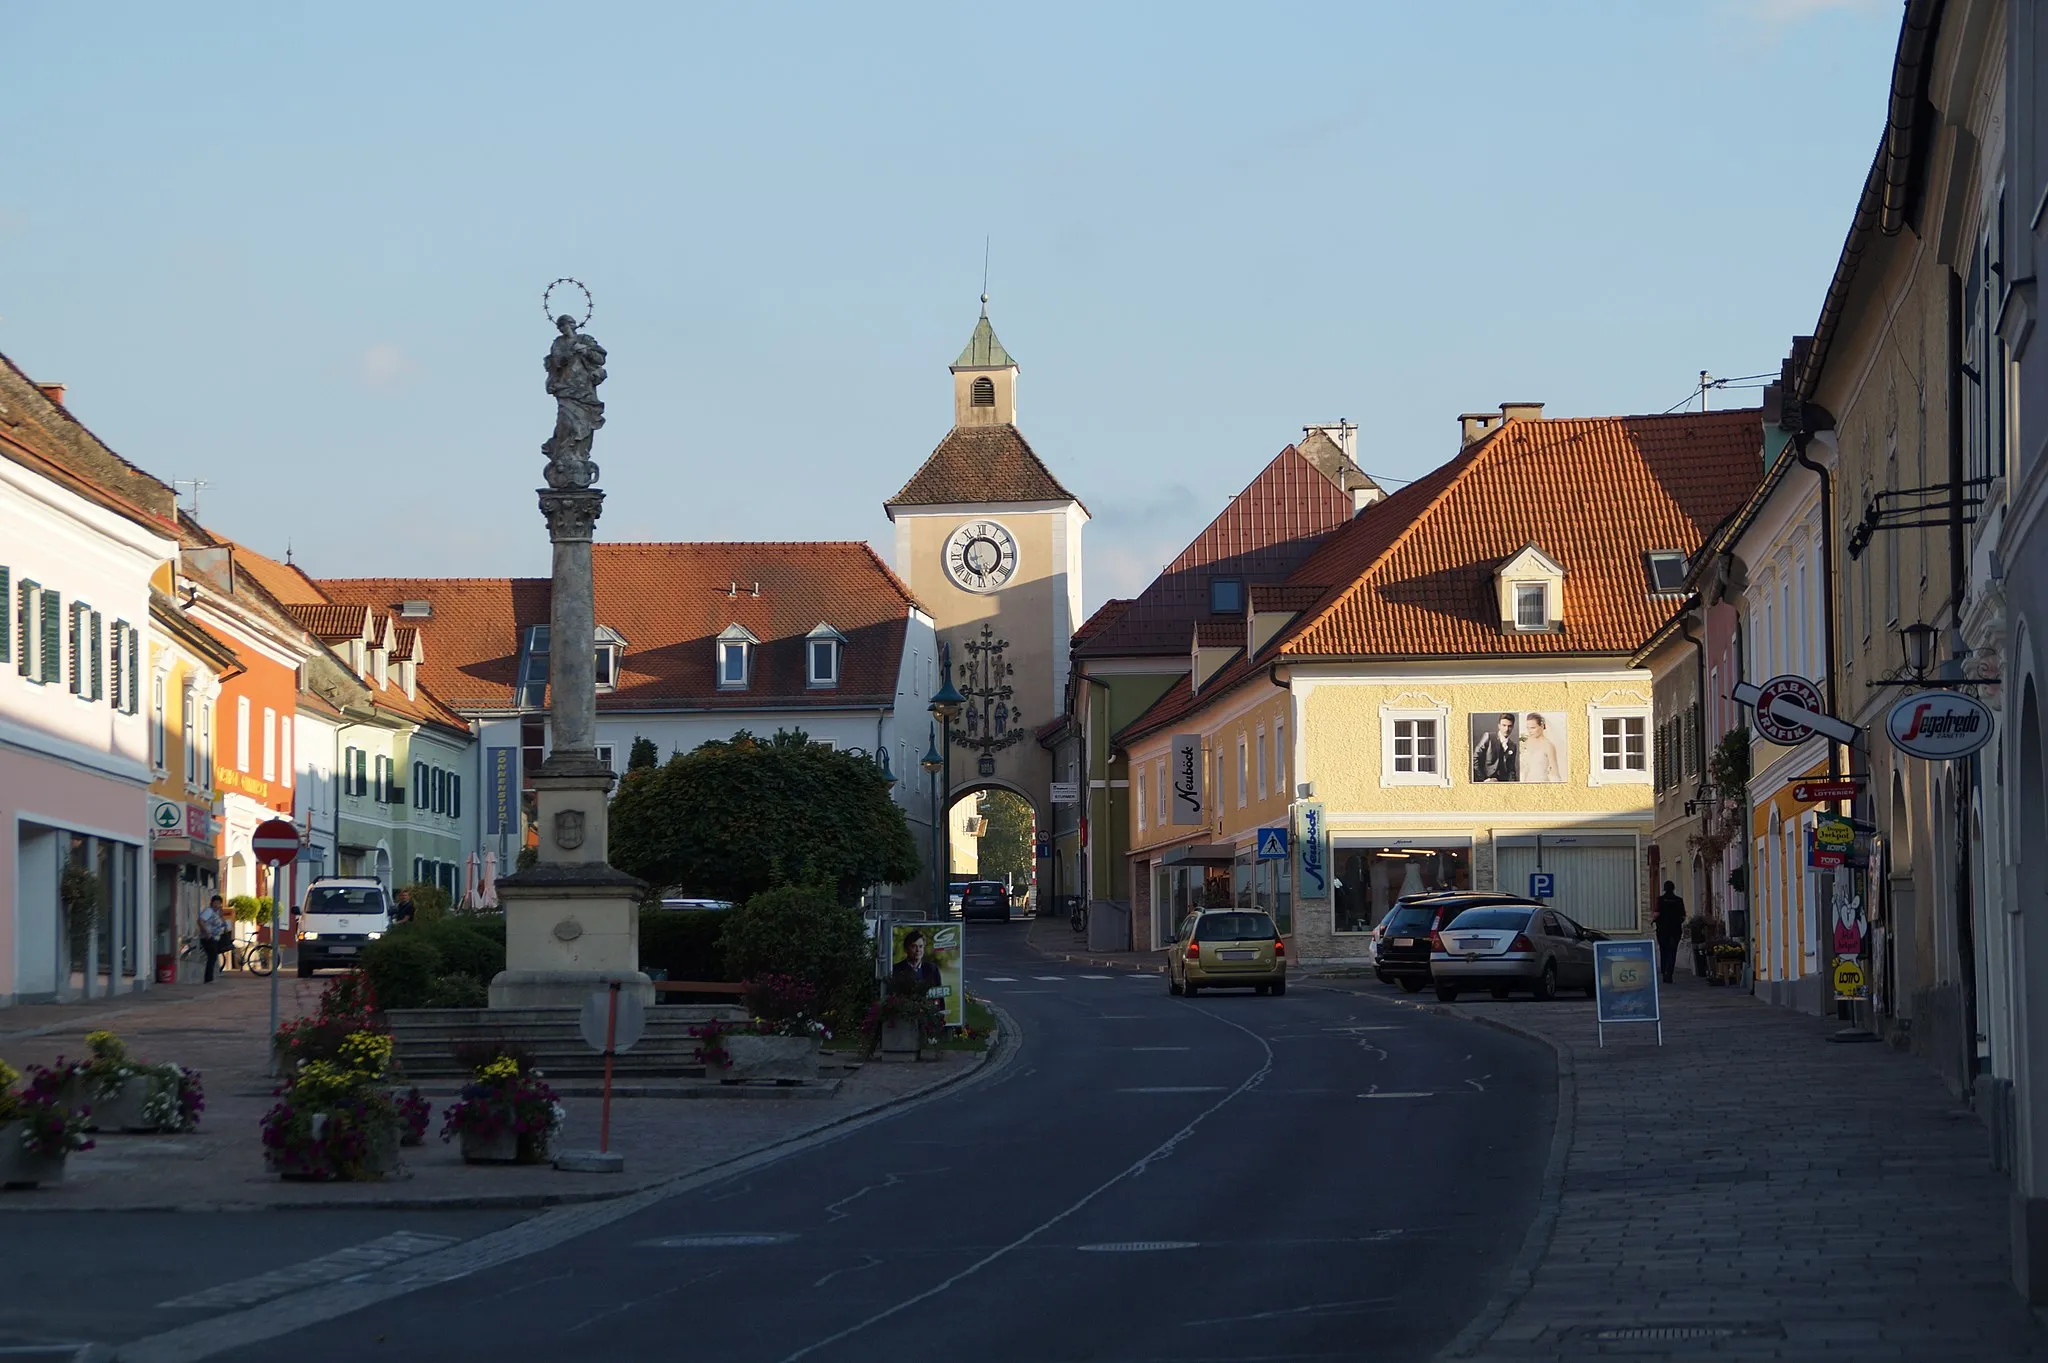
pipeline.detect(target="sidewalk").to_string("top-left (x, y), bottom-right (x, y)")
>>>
top-left (1409, 975), bottom-right (2048, 1361)
top-left (0, 974), bottom-right (993, 1211)
top-left (1022, 912), bottom-right (1165, 973)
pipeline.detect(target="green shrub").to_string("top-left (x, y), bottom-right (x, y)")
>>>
top-left (424, 973), bottom-right (489, 1009)
top-left (361, 933), bottom-right (440, 1010)
top-left (402, 882), bottom-right (452, 922)
top-left (228, 895), bottom-right (274, 924)
top-left (638, 909), bottom-right (732, 982)
top-left (722, 885), bottom-right (871, 1027)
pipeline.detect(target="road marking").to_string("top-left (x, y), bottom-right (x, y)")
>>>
top-left (979, 976), bottom-right (1017, 982)
top-left (1079, 974), bottom-right (1113, 979)
top-left (1077, 1241), bottom-right (1198, 1252)
top-left (1031, 975), bottom-right (1066, 981)
top-left (1184, 1297), bottom-right (1399, 1326)
top-left (1358, 1091), bottom-right (1434, 1099)
top-left (1118, 1086), bottom-right (1226, 1093)
top-left (639, 1233), bottom-right (795, 1248)
top-left (155, 1232), bottom-right (460, 1309)
top-left (1131, 1046), bottom-right (1190, 1052)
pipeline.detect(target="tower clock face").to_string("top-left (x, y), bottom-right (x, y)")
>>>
top-left (944, 520), bottom-right (1019, 593)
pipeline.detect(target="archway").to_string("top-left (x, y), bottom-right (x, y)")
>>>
top-left (942, 781), bottom-right (1041, 915)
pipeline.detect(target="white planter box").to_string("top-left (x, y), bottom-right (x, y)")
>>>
top-left (723, 1035), bottom-right (821, 1082)
top-left (0, 1122), bottom-right (66, 1188)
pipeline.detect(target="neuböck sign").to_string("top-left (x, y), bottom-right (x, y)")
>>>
top-left (1886, 690), bottom-right (1994, 760)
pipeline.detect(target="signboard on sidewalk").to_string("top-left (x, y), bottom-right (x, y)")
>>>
top-left (888, 921), bottom-right (964, 1028)
top-left (1832, 957), bottom-right (1867, 1001)
top-left (1592, 939), bottom-right (1662, 1046)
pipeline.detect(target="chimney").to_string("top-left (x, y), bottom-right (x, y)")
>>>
top-left (36, 382), bottom-right (66, 408)
top-left (1301, 420), bottom-right (1357, 463)
top-left (1500, 401), bottom-right (1545, 423)
top-left (1459, 411), bottom-right (1505, 446)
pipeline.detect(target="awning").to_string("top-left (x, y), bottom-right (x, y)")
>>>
top-left (1158, 843), bottom-right (1238, 867)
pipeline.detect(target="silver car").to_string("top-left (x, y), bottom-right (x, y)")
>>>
top-left (1428, 903), bottom-right (1603, 1002)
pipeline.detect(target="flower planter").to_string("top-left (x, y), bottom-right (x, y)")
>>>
top-left (363, 1124), bottom-right (402, 1179)
top-left (0, 1123), bottom-right (66, 1188)
top-left (879, 1018), bottom-right (923, 1056)
top-left (723, 1035), bottom-right (821, 1083)
top-left (90, 1076), bottom-right (155, 1133)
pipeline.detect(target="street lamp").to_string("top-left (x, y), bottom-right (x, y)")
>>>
top-left (920, 726), bottom-right (945, 916)
top-left (1901, 621), bottom-right (1938, 678)
top-left (929, 643), bottom-right (965, 905)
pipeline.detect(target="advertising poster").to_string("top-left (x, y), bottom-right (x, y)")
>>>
top-left (1469, 711), bottom-right (1570, 784)
top-left (889, 921), bottom-right (964, 1028)
top-left (487, 746), bottom-right (517, 835)
top-left (1593, 939), bottom-right (1661, 1028)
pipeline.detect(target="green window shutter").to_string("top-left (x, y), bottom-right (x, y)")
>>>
top-left (67, 602), bottom-right (83, 696)
top-left (89, 612), bottom-right (103, 701)
top-left (40, 589), bottom-right (61, 684)
top-left (17, 579), bottom-right (35, 679)
top-left (126, 625), bottom-right (140, 715)
top-left (0, 568), bottom-right (9, 665)
top-left (108, 621), bottom-right (124, 709)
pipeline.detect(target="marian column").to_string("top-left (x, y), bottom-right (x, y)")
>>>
top-left (489, 293), bottom-right (653, 1009)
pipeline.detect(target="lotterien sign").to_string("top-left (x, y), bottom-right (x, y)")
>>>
top-left (1293, 800), bottom-right (1329, 902)
top-left (1886, 691), bottom-right (1994, 760)
top-left (1170, 734), bottom-right (1204, 826)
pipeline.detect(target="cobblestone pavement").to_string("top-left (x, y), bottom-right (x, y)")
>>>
top-left (1358, 974), bottom-right (2048, 1362)
top-left (0, 974), bottom-right (989, 1210)
top-left (1022, 911), bottom-right (1165, 972)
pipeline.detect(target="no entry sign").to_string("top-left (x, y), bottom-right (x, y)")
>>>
top-left (252, 818), bottom-right (301, 867)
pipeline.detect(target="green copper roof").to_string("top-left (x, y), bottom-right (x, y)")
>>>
top-left (952, 306), bottom-right (1015, 369)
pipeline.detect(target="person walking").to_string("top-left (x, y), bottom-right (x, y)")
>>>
top-left (1653, 880), bottom-right (1687, 985)
top-left (198, 895), bottom-right (231, 984)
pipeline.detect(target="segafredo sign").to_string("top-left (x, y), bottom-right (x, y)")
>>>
top-left (1886, 690), bottom-right (1994, 760)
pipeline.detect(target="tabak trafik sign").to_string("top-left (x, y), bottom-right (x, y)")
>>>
top-left (1886, 691), bottom-right (1994, 761)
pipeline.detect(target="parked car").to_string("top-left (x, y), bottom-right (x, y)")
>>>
top-left (296, 878), bottom-right (390, 977)
top-left (1428, 902), bottom-right (1604, 1002)
top-left (961, 881), bottom-right (1011, 922)
top-left (1167, 908), bottom-right (1287, 997)
top-left (1374, 892), bottom-right (1536, 993)
top-left (948, 878), bottom-right (970, 919)
top-left (658, 897), bottom-right (735, 912)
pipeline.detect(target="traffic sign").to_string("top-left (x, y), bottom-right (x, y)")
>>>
top-left (1255, 826), bottom-right (1289, 862)
top-left (1793, 778), bottom-right (1863, 803)
top-left (1529, 871), bottom-right (1556, 900)
top-left (251, 818), bottom-right (301, 867)
top-left (579, 987), bottom-right (646, 1054)
top-left (1033, 834), bottom-right (1051, 859)
top-left (1753, 674), bottom-right (1824, 745)
top-left (1050, 782), bottom-right (1080, 805)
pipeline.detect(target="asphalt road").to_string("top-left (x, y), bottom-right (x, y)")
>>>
top-left (2, 924), bottom-right (1553, 1363)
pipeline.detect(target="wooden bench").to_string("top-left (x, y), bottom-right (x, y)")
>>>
top-left (651, 980), bottom-right (746, 997)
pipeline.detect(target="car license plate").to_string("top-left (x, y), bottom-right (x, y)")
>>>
top-left (332, 946), bottom-right (357, 956)
top-left (1392, 937), bottom-right (1414, 947)
top-left (1219, 950), bottom-right (1255, 961)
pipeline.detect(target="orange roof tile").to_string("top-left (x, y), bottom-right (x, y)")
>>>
top-left (885, 424), bottom-right (1083, 513)
top-left (1072, 598), bottom-right (1133, 648)
top-left (287, 603), bottom-right (371, 642)
top-left (230, 544), bottom-right (328, 605)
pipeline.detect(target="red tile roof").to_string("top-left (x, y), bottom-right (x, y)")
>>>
top-left (1118, 410), bottom-right (1764, 744)
top-left (287, 603), bottom-right (371, 642)
top-left (1076, 445), bottom-right (1354, 659)
top-left (885, 424), bottom-right (1083, 513)
top-left (1072, 598), bottom-right (1133, 648)
top-left (1193, 621), bottom-right (1242, 647)
top-left (319, 542), bottom-right (924, 714)
top-left (1248, 582), bottom-right (1328, 612)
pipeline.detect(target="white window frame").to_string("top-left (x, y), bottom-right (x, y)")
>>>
top-left (1275, 720), bottom-right (1287, 796)
top-left (236, 696), bottom-right (251, 773)
top-left (1136, 767), bottom-right (1148, 832)
top-left (262, 707), bottom-right (277, 782)
top-left (1255, 725), bottom-right (1267, 799)
top-left (593, 644), bottom-right (619, 690)
top-left (200, 702), bottom-right (214, 792)
top-left (1512, 582), bottom-right (1548, 631)
top-left (1380, 703), bottom-right (1450, 787)
top-left (1156, 758), bottom-right (1168, 825)
top-left (1586, 704), bottom-right (1652, 786)
top-left (718, 640), bottom-right (750, 689)
top-left (596, 743), bottom-right (617, 772)
top-left (806, 626), bottom-right (844, 690)
top-left (182, 688), bottom-right (197, 787)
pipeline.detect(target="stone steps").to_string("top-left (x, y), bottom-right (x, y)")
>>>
top-left (385, 1004), bottom-right (748, 1079)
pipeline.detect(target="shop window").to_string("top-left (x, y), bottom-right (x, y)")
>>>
top-left (1331, 843), bottom-right (1471, 934)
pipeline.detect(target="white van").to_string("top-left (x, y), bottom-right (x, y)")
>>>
top-left (297, 878), bottom-right (391, 977)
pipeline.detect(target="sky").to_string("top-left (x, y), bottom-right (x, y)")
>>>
top-left (4, 0), bottom-right (1902, 614)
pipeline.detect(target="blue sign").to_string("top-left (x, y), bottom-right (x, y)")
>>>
top-left (1593, 939), bottom-right (1662, 1029)
top-left (1034, 834), bottom-right (1051, 859)
top-left (1256, 826), bottom-right (1289, 861)
top-left (1293, 801), bottom-right (1329, 901)
top-left (1528, 871), bottom-right (1556, 900)
top-left (486, 746), bottom-right (517, 835)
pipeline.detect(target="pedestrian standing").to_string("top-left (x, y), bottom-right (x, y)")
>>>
top-left (198, 895), bottom-right (230, 984)
top-left (1654, 880), bottom-right (1687, 985)
top-left (391, 888), bottom-right (416, 927)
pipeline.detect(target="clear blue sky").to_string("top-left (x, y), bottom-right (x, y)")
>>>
top-left (4, 0), bottom-right (1900, 611)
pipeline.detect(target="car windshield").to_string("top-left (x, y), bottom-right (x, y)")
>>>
top-left (306, 886), bottom-right (386, 915)
top-left (1444, 907), bottom-right (1534, 931)
top-left (1194, 912), bottom-right (1278, 942)
top-left (1385, 902), bottom-right (1449, 931)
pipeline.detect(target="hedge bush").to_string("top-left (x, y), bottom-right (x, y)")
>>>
top-left (720, 885), bottom-right (871, 1028)
top-left (638, 908), bottom-right (732, 983)
top-left (361, 917), bottom-right (506, 1009)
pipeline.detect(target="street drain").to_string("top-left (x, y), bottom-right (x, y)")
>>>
top-left (640, 1233), bottom-right (794, 1248)
top-left (1591, 1327), bottom-right (1736, 1342)
top-left (1076, 1241), bottom-right (1198, 1252)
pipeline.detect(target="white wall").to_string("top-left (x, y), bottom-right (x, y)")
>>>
top-left (294, 710), bottom-right (339, 876)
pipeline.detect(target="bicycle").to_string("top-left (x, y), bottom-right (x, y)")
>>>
top-left (1069, 898), bottom-right (1088, 936)
top-left (177, 935), bottom-right (278, 976)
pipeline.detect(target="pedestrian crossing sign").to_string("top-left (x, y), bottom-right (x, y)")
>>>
top-left (1256, 826), bottom-right (1289, 861)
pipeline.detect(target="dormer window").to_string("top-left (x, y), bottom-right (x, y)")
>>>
top-left (516, 625), bottom-right (550, 707)
top-left (717, 623), bottom-right (758, 690)
top-left (1495, 543), bottom-right (1564, 634)
top-left (971, 376), bottom-right (995, 407)
top-left (1645, 550), bottom-right (1687, 595)
top-left (594, 625), bottom-right (627, 692)
top-left (806, 623), bottom-right (844, 689)
top-left (1513, 583), bottom-right (1547, 630)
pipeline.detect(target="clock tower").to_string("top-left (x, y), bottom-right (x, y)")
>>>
top-left (885, 301), bottom-right (1086, 839)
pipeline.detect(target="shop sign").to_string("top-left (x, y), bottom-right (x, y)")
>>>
top-left (184, 803), bottom-right (213, 841)
top-left (1808, 813), bottom-right (1855, 869)
top-left (1792, 778), bottom-right (1863, 803)
top-left (1832, 957), bottom-right (1867, 1000)
top-left (1293, 801), bottom-right (1329, 901)
top-left (149, 797), bottom-right (183, 840)
top-left (1886, 690), bottom-right (1994, 760)
top-left (487, 746), bottom-right (516, 834)
top-left (1169, 734), bottom-right (1204, 826)
top-left (1049, 781), bottom-right (1079, 805)
top-left (1593, 939), bottom-right (1663, 1045)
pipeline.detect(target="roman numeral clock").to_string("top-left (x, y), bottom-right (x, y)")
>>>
top-left (944, 520), bottom-right (1018, 593)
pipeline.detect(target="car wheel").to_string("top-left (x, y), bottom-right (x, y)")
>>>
top-left (1398, 977), bottom-right (1425, 994)
top-left (1434, 983), bottom-right (1459, 1002)
top-left (1533, 961), bottom-right (1559, 1001)
top-left (1253, 984), bottom-right (1269, 996)
top-left (1184, 981), bottom-right (1199, 999)
top-left (1168, 973), bottom-right (1182, 996)
top-left (1270, 979), bottom-right (1286, 997)
top-left (298, 961), bottom-right (315, 978)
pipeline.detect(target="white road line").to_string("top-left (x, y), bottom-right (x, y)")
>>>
top-left (1031, 975), bottom-right (1066, 981)
top-left (1078, 974), bottom-right (1113, 980)
top-left (1131, 1046), bottom-right (1191, 1052)
top-left (980, 976), bottom-right (1017, 982)
top-left (1359, 1091), bottom-right (1435, 1099)
top-left (1118, 1086), bottom-right (1226, 1093)
top-left (155, 1232), bottom-right (461, 1310)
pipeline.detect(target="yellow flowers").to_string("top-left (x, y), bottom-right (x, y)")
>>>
top-left (0, 1059), bottom-right (19, 1092)
top-left (475, 1056), bottom-right (523, 1083)
top-left (338, 1032), bottom-right (393, 1081)
top-left (85, 1031), bottom-right (126, 1062)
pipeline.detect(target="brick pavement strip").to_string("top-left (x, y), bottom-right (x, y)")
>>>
top-left (0, 973), bottom-right (997, 1211)
top-left (1410, 976), bottom-right (2048, 1362)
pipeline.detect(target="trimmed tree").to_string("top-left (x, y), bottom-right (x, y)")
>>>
top-left (610, 729), bottom-right (919, 906)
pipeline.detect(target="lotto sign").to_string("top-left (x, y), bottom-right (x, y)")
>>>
top-left (1593, 939), bottom-right (1663, 1046)
top-left (1808, 814), bottom-right (1856, 870)
top-left (1833, 957), bottom-right (1867, 1000)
